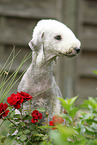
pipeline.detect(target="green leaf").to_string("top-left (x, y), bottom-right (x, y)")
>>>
top-left (58, 97), bottom-right (78, 112)
top-left (9, 128), bottom-right (16, 135)
top-left (89, 97), bottom-right (96, 104)
top-left (80, 125), bottom-right (86, 135)
top-left (58, 98), bottom-right (71, 111)
top-left (4, 138), bottom-right (15, 145)
top-left (23, 129), bottom-right (30, 134)
top-left (17, 131), bottom-right (22, 136)
top-left (13, 114), bottom-right (21, 118)
top-left (14, 119), bottom-right (20, 122)
top-left (95, 103), bottom-right (97, 109)
top-left (59, 114), bottom-right (72, 122)
top-left (85, 126), bottom-right (94, 132)
top-left (15, 139), bottom-right (22, 144)
top-left (35, 133), bottom-right (44, 137)
top-left (20, 134), bottom-right (27, 141)
top-left (69, 108), bottom-right (78, 118)
top-left (91, 124), bottom-right (97, 132)
top-left (32, 130), bottom-right (38, 134)
top-left (86, 119), bottom-right (96, 125)
top-left (1, 137), bottom-right (6, 143)
top-left (57, 125), bottom-right (76, 140)
top-left (22, 114), bottom-right (30, 120)
top-left (36, 107), bottom-right (46, 112)
top-left (83, 113), bottom-right (95, 120)
top-left (93, 70), bottom-right (97, 74)
top-left (80, 104), bottom-right (89, 108)
top-left (19, 122), bottom-right (25, 126)
top-left (69, 96), bottom-right (78, 105)
top-left (39, 125), bottom-right (52, 130)
top-left (83, 100), bottom-right (95, 109)
top-left (49, 130), bottom-right (64, 145)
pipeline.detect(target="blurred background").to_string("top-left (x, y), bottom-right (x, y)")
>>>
top-left (0, 0), bottom-right (97, 104)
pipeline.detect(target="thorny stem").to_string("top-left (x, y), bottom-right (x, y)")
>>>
top-left (0, 109), bottom-right (8, 116)
top-left (0, 105), bottom-right (14, 116)
top-left (0, 106), bottom-right (15, 117)
top-left (29, 100), bottom-right (31, 112)
top-left (25, 139), bottom-right (33, 145)
top-left (20, 104), bottom-right (23, 116)
top-left (0, 119), bottom-right (5, 127)
top-left (7, 117), bottom-right (17, 127)
top-left (46, 112), bottom-right (49, 124)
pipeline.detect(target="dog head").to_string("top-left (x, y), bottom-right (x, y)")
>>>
top-left (29, 19), bottom-right (81, 61)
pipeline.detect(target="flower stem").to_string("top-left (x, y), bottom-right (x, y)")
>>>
top-left (26, 139), bottom-right (33, 145)
top-left (29, 100), bottom-right (31, 112)
top-left (7, 117), bottom-right (17, 127)
top-left (0, 119), bottom-right (5, 127)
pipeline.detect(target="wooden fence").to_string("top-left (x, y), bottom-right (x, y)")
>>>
top-left (0, 0), bottom-right (97, 103)
top-left (76, 0), bottom-right (97, 103)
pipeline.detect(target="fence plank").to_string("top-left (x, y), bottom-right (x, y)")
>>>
top-left (83, 0), bottom-right (97, 23)
top-left (0, 17), bottom-right (38, 45)
top-left (0, 45), bottom-right (31, 72)
top-left (76, 77), bottom-right (97, 104)
top-left (0, 0), bottom-right (57, 18)
top-left (76, 0), bottom-right (97, 100)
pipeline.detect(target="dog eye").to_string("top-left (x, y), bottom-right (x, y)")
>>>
top-left (54, 35), bottom-right (62, 40)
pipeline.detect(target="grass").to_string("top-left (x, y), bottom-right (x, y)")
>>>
top-left (0, 48), bottom-right (32, 137)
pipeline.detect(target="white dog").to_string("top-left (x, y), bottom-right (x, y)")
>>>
top-left (18, 19), bottom-right (81, 120)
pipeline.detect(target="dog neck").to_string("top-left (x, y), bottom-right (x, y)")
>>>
top-left (31, 51), bottom-right (55, 83)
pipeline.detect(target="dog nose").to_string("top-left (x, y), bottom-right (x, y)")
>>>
top-left (74, 47), bottom-right (80, 53)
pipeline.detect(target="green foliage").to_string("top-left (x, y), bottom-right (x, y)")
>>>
top-left (40, 96), bottom-right (97, 145)
top-left (58, 96), bottom-right (78, 122)
top-left (1, 51), bottom-right (97, 144)
top-left (1, 95), bottom-right (97, 145)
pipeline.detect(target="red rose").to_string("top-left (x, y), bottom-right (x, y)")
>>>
top-left (38, 113), bottom-right (42, 119)
top-left (19, 91), bottom-right (32, 101)
top-left (31, 118), bottom-right (38, 123)
top-left (49, 116), bottom-right (64, 129)
top-left (7, 93), bottom-right (23, 109)
top-left (49, 120), bottom-right (54, 126)
top-left (31, 110), bottom-right (39, 119)
top-left (14, 104), bottom-right (21, 109)
top-left (32, 114), bottom-right (39, 120)
top-left (52, 116), bottom-right (64, 125)
top-left (0, 103), bottom-right (9, 118)
top-left (49, 120), bottom-right (57, 129)
top-left (31, 110), bottom-right (42, 123)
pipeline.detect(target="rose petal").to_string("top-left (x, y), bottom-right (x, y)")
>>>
top-left (3, 110), bottom-right (9, 117)
top-left (14, 104), bottom-right (21, 109)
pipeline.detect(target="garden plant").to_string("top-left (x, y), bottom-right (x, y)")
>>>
top-left (0, 50), bottom-right (97, 145)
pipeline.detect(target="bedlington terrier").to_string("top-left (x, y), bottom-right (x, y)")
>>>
top-left (18, 19), bottom-right (81, 120)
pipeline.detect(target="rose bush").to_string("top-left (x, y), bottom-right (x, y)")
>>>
top-left (0, 91), bottom-right (65, 144)
top-left (0, 93), bottom-right (97, 145)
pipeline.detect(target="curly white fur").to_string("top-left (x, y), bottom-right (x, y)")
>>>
top-left (18, 19), bottom-right (81, 120)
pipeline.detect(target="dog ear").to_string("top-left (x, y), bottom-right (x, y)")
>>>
top-left (28, 40), bottom-right (34, 51)
top-left (28, 32), bottom-right (45, 51)
top-left (36, 43), bottom-right (45, 65)
top-left (37, 31), bottom-right (45, 44)
top-left (41, 32), bottom-right (44, 39)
